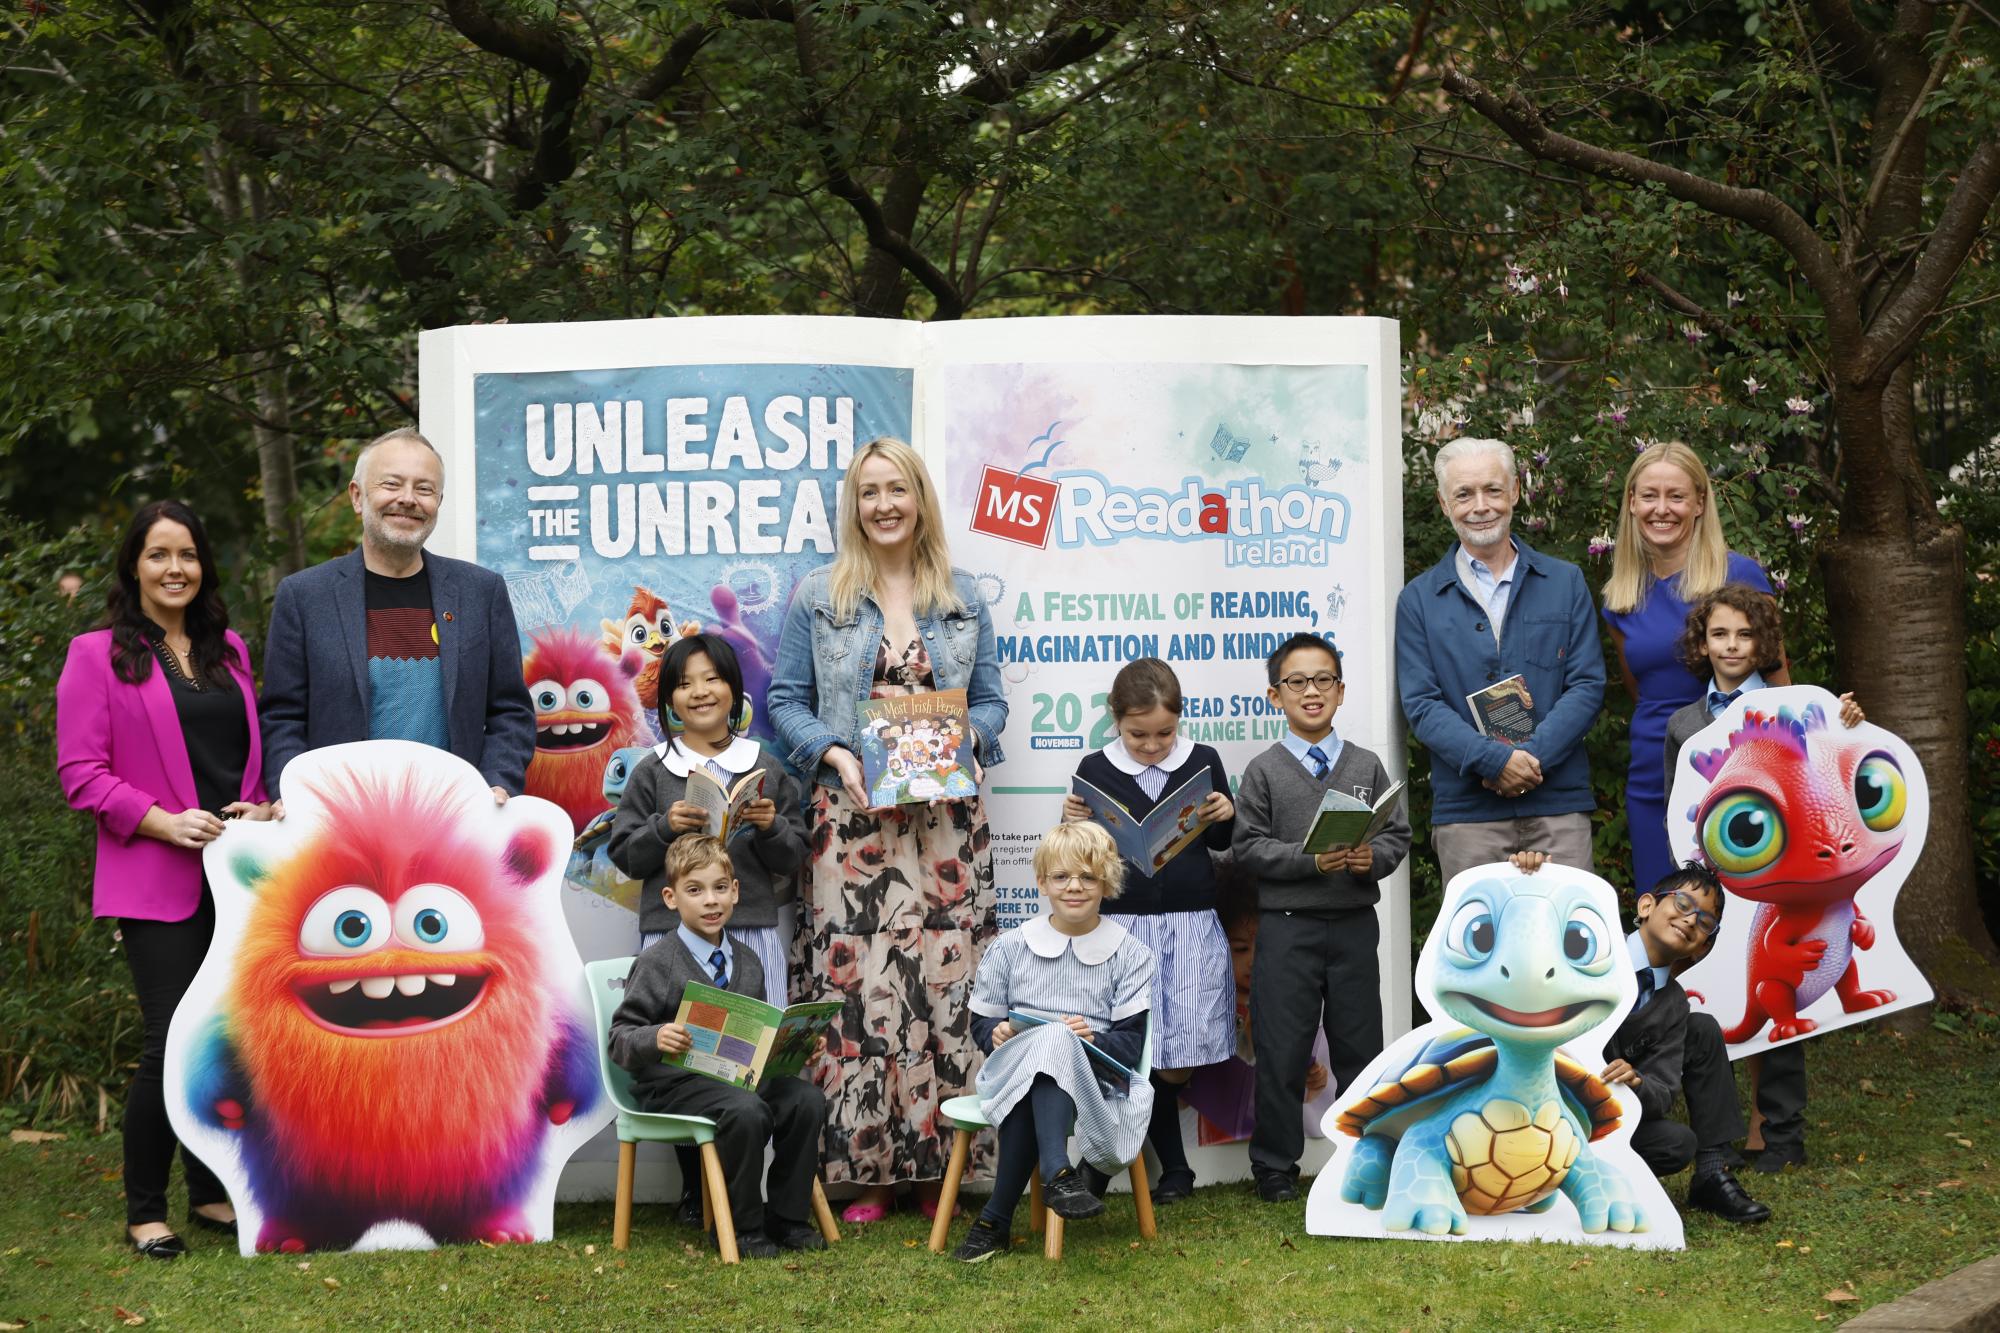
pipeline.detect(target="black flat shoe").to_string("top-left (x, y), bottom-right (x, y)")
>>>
top-left (1151, 1168), bottom-right (1196, 1204)
top-left (1688, 1170), bottom-right (1772, 1224)
top-left (189, 1210), bottom-right (238, 1236)
top-left (129, 1231), bottom-right (187, 1260)
top-left (1753, 1143), bottom-right (1806, 1174)
top-left (677, 1192), bottom-right (704, 1229)
top-left (769, 1219), bottom-right (827, 1253)
top-left (1254, 1170), bottom-right (1300, 1203)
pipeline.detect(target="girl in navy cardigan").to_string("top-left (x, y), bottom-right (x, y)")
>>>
top-left (1062, 658), bottom-right (1235, 1202)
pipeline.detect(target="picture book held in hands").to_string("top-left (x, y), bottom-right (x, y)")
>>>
top-left (684, 766), bottom-right (767, 839)
top-left (856, 688), bottom-right (978, 806)
top-left (1466, 674), bottom-right (1536, 745)
top-left (1302, 780), bottom-right (1406, 855)
top-left (666, 983), bottom-right (841, 1091)
top-left (1070, 765), bottom-right (1215, 876)
top-left (1007, 1009), bottom-right (1137, 1096)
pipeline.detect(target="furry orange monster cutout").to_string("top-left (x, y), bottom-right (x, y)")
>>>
top-left (176, 743), bottom-right (601, 1253)
top-left (600, 585), bottom-right (676, 713)
top-left (522, 627), bottom-right (645, 833)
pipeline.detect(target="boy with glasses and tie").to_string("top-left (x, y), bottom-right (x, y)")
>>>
top-left (1662, 584), bottom-right (1865, 1175)
top-left (1510, 851), bottom-right (1771, 1223)
top-left (1233, 633), bottom-right (1410, 1202)
top-left (608, 835), bottom-right (828, 1259)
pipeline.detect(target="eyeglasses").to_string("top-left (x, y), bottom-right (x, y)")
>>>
top-left (1278, 672), bottom-right (1342, 694)
top-left (1047, 873), bottom-right (1101, 891)
top-left (1661, 889), bottom-right (1720, 937)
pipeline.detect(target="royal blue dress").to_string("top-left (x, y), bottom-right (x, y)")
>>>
top-left (1601, 550), bottom-right (1770, 892)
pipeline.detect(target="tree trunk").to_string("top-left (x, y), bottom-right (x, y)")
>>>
top-left (1819, 390), bottom-right (1990, 972)
top-left (852, 159), bottom-right (928, 319)
top-left (252, 365), bottom-right (305, 581)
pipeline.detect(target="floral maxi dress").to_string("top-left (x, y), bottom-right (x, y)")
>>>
top-left (794, 636), bottom-right (997, 1185)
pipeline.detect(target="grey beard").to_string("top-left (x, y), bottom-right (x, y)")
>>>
top-left (364, 514), bottom-right (433, 553)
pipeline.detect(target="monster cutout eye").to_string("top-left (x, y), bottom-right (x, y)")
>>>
top-left (1854, 753), bottom-right (1907, 832)
top-left (624, 615), bottom-right (652, 648)
top-left (608, 755), bottom-right (631, 785)
top-left (529, 679), bottom-right (565, 713)
top-left (653, 611), bottom-right (675, 639)
top-left (1562, 905), bottom-right (1614, 969)
top-left (392, 883), bottom-right (484, 952)
top-left (1443, 898), bottom-right (1497, 966)
top-left (567, 678), bottom-right (609, 714)
top-left (1701, 792), bottom-right (1786, 875)
top-left (299, 886), bottom-right (392, 956)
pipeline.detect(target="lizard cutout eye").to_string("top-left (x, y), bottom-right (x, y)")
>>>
top-left (1853, 754), bottom-right (1907, 833)
top-left (1702, 792), bottom-right (1785, 876)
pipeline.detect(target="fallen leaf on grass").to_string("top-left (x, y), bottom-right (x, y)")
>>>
top-left (584, 1244), bottom-right (596, 1256)
top-left (591, 1265), bottom-right (603, 1275)
top-left (1801, 1246), bottom-right (1812, 1254)
top-left (2, 1319), bottom-right (27, 1329)
top-left (322, 1278), bottom-right (340, 1291)
top-left (31, 1258), bottom-right (51, 1269)
top-left (1825, 1289), bottom-right (1857, 1303)
top-left (902, 1239), bottom-right (919, 1248)
top-left (1940, 1179), bottom-right (1964, 1188)
top-left (1568, 1258), bottom-right (1593, 1270)
top-left (113, 1308), bottom-right (145, 1326)
top-left (1858, 1079), bottom-right (1882, 1096)
top-left (1278, 1236), bottom-right (1296, 1251)
top-left (1776, 1240), bottom-right (1795, 1249)
top-left (296, 1262), bottom-right (310, 1271)
top-left (9, 1130), bottom-right (65, 1144)
top-left (61, 1211), bottom-right (87, 1220)
top-left (783, 1264), bottom-right (801, 1272)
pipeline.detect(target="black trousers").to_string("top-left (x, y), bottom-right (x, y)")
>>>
top-left (635, 1073), bottom-right (825, 1234)
top-left (1754, 1040), bottom-right (1807, 1147)
top-left (1630, 1012), bottom-right (1747, 1177)
top-left (119, 890), bottom-right (228, 1226)
top-left (1248, 906), bottom-right (1381, 1177)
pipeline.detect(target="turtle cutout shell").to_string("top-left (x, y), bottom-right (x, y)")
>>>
top-left (1335, 1029), bottom-right (1623, 1143)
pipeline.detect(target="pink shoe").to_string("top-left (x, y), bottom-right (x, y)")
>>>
top-left (916, 1198), bottom-right (961, 1222)
top-left (840, 1201), bottom-right (888, 1225)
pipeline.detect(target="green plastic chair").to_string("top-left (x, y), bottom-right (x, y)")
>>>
top-left (927, 1022), bottom-right (1157, 1260)
top-left (583, 956), bottom-right (839, 1261)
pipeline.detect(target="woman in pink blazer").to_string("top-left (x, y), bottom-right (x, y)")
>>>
top-left (56, 500), bottom-right (272, 1260)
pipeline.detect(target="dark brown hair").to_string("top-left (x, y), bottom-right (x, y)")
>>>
top-left (106, 499), bottom-right (238, 687)
top-left (1106, 657), bottom-right (1183, 719)
top-left (1675, 582), bottom-right (1785, 676)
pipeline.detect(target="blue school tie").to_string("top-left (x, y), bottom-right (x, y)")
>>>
top-left (1306, 745), bottom-right (1330, 781)
top-left (1634, 965), bottom-right (1656, 1013)
top-left (1707, 688), bottom-right (1743, 718)
top-left (709, 948), bottom-right (728, 989)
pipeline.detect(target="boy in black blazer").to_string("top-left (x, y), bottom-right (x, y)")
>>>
top-left (1512, 854), bottom-right (1769, 1224)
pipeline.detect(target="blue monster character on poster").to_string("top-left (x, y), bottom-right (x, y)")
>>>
top-left (1307, 862), bottom-right (1684, 1249)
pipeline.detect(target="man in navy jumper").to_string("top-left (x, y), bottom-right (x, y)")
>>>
top-left (1395, 437), bottom-right (1605, 885)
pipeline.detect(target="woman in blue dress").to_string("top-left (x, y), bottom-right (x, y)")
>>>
top-left (1600, 442), bottom-right (1785, 891)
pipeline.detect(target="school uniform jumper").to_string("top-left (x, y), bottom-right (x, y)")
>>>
top-left (1606, 932), bottom-right (1747, 1176)
top-left (1232, 733), bottom-right (1410, 1180)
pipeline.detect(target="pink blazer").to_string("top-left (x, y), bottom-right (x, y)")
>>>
top-left (56, 628), bottom-right (267, 921)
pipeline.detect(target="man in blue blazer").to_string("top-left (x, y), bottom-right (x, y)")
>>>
top-left (262, 428), bottom-right (535, 799)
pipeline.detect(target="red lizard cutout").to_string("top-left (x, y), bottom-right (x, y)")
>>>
top-left (1687, 704), bottom-right (1906, 1043)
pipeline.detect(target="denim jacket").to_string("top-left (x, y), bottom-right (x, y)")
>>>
top-left (768, 564), bottom-right (1009, 788)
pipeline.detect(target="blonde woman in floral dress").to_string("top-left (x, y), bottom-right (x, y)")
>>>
top-left (768, 438), bottom-right (1008, 1222)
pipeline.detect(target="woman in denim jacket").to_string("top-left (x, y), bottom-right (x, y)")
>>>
top-left (769, 437), bottom-right (1007, 1222)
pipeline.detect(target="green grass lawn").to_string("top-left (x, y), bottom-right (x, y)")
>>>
top-left (2, 1022), bottom-right (1996, 1332)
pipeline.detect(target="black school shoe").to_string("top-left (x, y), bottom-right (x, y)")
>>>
top-left (677, 1191), bottom-right (705, 1228)
top-left (1152, 1168), bottom-right (1196, 1205)
top-left (1254, 1170), bottom-right (1300, 1203)
top-left (1687, 1170), bottom-right (1771, 1224)
top-left (769, 1218), bottom-right (827, 1252)
top-left (719, 1229), bottom-right (780, 1260)
top-left (1753, 1142), bottom-right (1806, 1174)
top-left (952, 1218), bottom-right (1010, 1263)
top-left (1044, 1167), bottom-right (1106, 1220)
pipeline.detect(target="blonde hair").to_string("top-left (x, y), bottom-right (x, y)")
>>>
top-left (1601, 441), bottom-right (1730, 614)
top-left (665, 834), bottom-right (733, 889)
top-left (1032, 822), bottom-right (1126, 900)
top-left (828, 438), bottom-right (965, 621)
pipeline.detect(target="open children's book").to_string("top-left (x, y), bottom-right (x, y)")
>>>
top-left (667, 982), bottom-right (841, 1091)
top-left (1466, 674), bottom-right (1536, 744)
top-left (1007, 1008), bottom-right (1136, 1097)
top-left (1301, 780), bottom-right (1406, 855)
top-left (1070, 766), bottom-right (1214, 876)
top-left (856, 688), bottom-right (978, 805)
top-left (684, 766), bottom-right (767, 839)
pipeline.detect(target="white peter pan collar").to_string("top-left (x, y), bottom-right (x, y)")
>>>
top-left (654, 735), bottom-right (762, 777)
top-left (1021, 914), bottom-right (1130, 965)
top-left (1103, 734), bottom-right (1194, 777)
